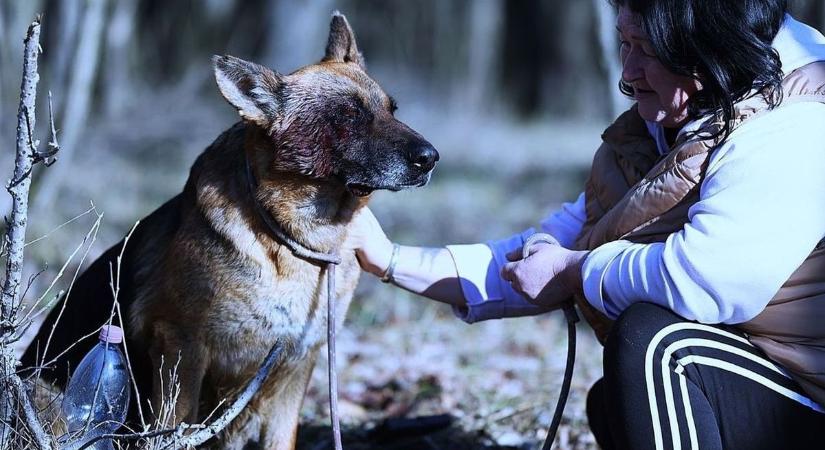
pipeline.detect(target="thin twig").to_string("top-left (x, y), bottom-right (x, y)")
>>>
top-left (8, 316), bottom-right (36, 345)
top-left (7, 266), bottom-right (47, 330)
top-left (109, 221), bottom-right (147, 428)
top-left (25, 203), bottom-right (95, 247)
top-left (37, 328), bottom-right (99, 378)
top-left (42, 91), bottom-right (60, 164)
top-left (31, 208), bottom-right (100, 308)
top-left (75, 423), bottom-right (207, 450)
top-left (156, 341), bottom-right (286, 449)
top-left (11, 373), bottom-right (53, 448)
top-left (36, 212), bottom-right (103, 374)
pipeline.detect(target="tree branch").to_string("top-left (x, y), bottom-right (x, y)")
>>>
top-left (0, 16), bottom-right (55, 450)
top-left (11, 370), bottom-right (52, 448)
top-left (2, 17), bottom-right (41, 323)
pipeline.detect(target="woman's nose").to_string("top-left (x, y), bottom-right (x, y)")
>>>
top-left (621, 50), bottom-right (644, 84)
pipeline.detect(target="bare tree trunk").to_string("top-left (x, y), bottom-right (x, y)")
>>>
top-left (593, 0), bottom-right (630, 118)
top-left (0, 0), bottom-right (43, 121)
top-left (2, 20), bottom-right (42, 374)
top-left (432, 0), bottom-right (454, 104)
top-left (33, 0), bottom-right (106, 212)
top-left (103, 0), bottom-right (137, 115)
top-left (0, 17), bottom-right (53, 450)
top-left (48, 0), bottom-right (82, 116)
top-left (465, 0), bottom-right (503, 113)
top-left (264, 0), bottom-right (333, 72)
top-left (0, 2), bottom-right (7, 109)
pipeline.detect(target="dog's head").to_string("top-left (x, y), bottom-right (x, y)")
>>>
top-left (213, 12), bottom-right (438, 197)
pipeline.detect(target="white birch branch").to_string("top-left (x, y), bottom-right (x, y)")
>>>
top-left (0, 16), bottom-right (55, 450)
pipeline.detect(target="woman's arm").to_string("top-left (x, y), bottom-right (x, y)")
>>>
top-left (350, 192), bottom-right (589, 319)
top-left (350, 207), bottom-right (466, 308)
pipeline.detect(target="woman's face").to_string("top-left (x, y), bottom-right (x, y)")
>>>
top-left (617, 6), bottom-right (701, 128)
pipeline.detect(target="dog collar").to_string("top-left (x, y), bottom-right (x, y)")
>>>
top-left (244, 153), bottom-right (342, 266)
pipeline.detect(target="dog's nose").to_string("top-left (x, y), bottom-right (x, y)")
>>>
top-left (409, 145), bottom-right (439, 171)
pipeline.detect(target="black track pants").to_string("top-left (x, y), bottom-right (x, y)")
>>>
top-left (586, 303), bottom-right (825, 450)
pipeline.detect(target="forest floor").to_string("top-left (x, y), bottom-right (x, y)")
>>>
top-left (298, 310), bottom-right (603, 449)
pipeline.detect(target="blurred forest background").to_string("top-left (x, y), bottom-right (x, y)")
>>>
top-left (1, 1), bottom-right (824, 448)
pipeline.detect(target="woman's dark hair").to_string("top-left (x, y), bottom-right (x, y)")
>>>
top-left (611, 0), bottom-right (788, 143)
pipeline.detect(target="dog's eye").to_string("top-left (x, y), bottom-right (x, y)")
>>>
top-left (344, 105), bottom-right (359, 117)
top-left (340, 104), bottom-right (363, 122)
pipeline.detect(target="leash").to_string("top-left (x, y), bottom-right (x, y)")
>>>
top-left (245, 155), bottom-right (345, 450)
top-left (521, 233), bottom-right (580, 450)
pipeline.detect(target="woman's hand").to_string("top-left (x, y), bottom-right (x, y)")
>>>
top-left (347, 206), bottom-right (394, 277)
top-left (501, 240), bottom-right (589, 310)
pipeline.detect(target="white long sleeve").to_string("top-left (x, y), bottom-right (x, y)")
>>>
top-left (447, 193), bottom-right (586, 322)
top-left (582, 102), bottom-right (825, 324)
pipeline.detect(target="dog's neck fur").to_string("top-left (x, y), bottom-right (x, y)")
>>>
top-left (194, 123), bottom-right (366, 262)
top-left (244, 124), bottom-right (366, 257)
top-left (252, 170), bottom-right (361, 258)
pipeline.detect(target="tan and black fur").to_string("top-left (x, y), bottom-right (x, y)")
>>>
top-left (21, 13), bottom-right (437, 449)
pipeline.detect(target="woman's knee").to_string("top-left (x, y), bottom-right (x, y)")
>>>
top-left (608, 302), bottom-right (681, 343)
top-left (586, 378), bottom-right (606, 423)
top-left (603, 302), bottom-right (683, 371)
top-left (586, 378), bottom-right (615, 450)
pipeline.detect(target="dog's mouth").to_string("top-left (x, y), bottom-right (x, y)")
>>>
top-left (347, 183), bottom-right (376, 197)
top-left (346, 177), bottom-right (430, 197)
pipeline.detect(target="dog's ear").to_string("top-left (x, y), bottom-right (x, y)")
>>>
top-left (213, 55), bottom-right (283, 127)
top-left (322, 11), bottom-right (365, 69)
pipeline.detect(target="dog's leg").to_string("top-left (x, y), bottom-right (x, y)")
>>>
top-left (262, 349), bottom-right (319, 450)
top-left (217, 348), bottom-right (318, 450)
top-left (149, 326), bottom-right (208, 426)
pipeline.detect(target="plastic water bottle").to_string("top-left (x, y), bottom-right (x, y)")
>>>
top-left (61, 325), bottom-right (131, 450)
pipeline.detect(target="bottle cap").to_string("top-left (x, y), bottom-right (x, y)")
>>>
top-left (99, 325), bottom-right (123, 344)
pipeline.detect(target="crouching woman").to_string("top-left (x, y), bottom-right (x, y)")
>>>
top-left (351, 1), bottom-right (825, 448)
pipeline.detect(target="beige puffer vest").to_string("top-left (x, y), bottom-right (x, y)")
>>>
top-left (573, 61), bottom-right (825, 405)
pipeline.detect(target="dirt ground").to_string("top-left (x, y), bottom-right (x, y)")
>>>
top-left (298, 300), bottom-right (603, 449)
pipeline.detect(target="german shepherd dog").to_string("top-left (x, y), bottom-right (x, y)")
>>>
top-left (21, 12), bottom-right (437, 449)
